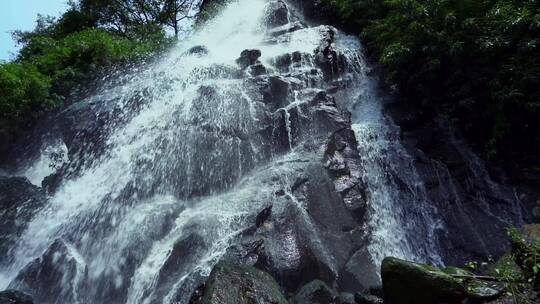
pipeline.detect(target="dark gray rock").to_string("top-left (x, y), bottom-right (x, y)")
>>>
top-left (198, 262), bottom-right (288, 304)
top-left (271, 51), bottom-right (310, 72)
top-left (0, 290), bottom-right (34, 304)
top-left (338, 292), bottom-right (355, 304)
top-left (248, 62), bottom-right (267, 77)
top-left (354, 292), bottom-right (384, 304)
top-left (256, 205), bottom-right (273, 227)
top-left (264, 1), bottom-right (289, 27)
top-left (0, 177), bottom-right (46, 264)
top-left (386, 102), bottom-right (526, 265)
top-left (340, 248), bottom-right (380, 292)
top-left (57, 100), bottom-right (107, 159)
top-left (272, 53), bottom-right (292, 71)
top-left (272, 108), bottom-right (299, 152)
top-left (381, 257), bottom-right (466, 304)
top-left (291, 280), bottom-right (338, 304)
top-left (236, 49), bottom-right (262, 69)
top-left (263, 76), bottom-right (290, 108)
top-left (149, 233), bottom-right (207, 303)
top-left (9, 239), bottom-right (87, 304)
top-left (186, 45), bottom-right (209, 56)
top-left (324, 128), bottom-right (367, 222)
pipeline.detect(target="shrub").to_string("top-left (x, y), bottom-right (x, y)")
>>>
top-left (324, 0), bottom-right (540, 164)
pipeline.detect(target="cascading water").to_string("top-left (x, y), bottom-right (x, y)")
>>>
top-left (348, 67), bottom-right (444, 267)
top-left (0, 0), bottom-right (447, 303)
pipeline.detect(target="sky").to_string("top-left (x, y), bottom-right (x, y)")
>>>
top-left (0, 0), bottom-right (69, 61)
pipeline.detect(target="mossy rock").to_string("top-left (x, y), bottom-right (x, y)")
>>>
top-left (200, 262), bottom-right (288, 304)
top-left (442, 266), bottom-right (473, 276)
top-left (381, 257), bottom-right (467, 304)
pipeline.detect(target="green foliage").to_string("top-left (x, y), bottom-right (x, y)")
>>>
top-left (0, 0), bottom-right (179, 151)
top-left (323, 0), bottom-right (387, 29)
top-left (17, 28), bottom-right (167, 95)
top-left (464, 229), bottom-right (540, 303)
top-left (325, 0), bottom-right (540, 164)
top-left (0, 63), bottom-right (54, 134)
top-left (509, 228), bottom-right (540, 283)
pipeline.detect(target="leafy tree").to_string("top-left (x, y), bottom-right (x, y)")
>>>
top-left (162, 0), bottom-right (199, 36)
top-left (0, 0), bottom-right (198, 157)
top-left (324, 0), bottom-right (540, 165)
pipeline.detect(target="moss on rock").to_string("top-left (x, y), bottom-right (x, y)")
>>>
top-left (200, 262), bottom-right (288, 304)
top-left (381, 257), bottom-right (467, 304)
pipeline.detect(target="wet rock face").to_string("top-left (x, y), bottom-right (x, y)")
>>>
top-left (354, 291), bottom-right (384, 304)
top-left (0, 177), bottom-right (46, 264)
top-left (324, 128), bottom-right (367, 222)
top-left (189, 2), bottom-right (371, 299)
top-left (386, 102), bottom-right (527, 265)
top-left (291, 280), bottom-right (338, 304)
top-left (264, 0), bottom-right (289, 27)
top-left (0, 289), bottom-right (34, 304)
top-left (381, 257), bottom-right (507, 304)
top-left (9, 239), bottom-right (87, 304)
top-left (381, 257), bottom-right (467, 304)
top-left (197, 262), bottom-right (288, 304)
top-left (236, 49), bottom-right (262, 69)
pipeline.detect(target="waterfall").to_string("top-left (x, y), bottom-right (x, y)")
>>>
top-left (0, 0), bottom-right (447, 303)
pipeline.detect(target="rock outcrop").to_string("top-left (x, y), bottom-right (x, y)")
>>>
top-left (290, 280), bottom-right (338, 304)
top-left (0, 290), bottom-right (34, 304)
top-left (381, 257), bottom-right (505, 304)
top-left (8, 239), bottom-right (87, 304)
top-left (0, 177), bottom-right (46, 264)
top-left (193, 262), bottom-right (287, 304)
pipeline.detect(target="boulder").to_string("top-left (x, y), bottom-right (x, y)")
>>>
top-left (255, 205), bottom-right (273, 227)
top-left (248, 62), bottom-right (267, 77)
top-left (148, 233), bottom-right (207, 302)
top-left (8, 239), bottom-right (87, 304)
top-left (236, 49), bottom-right (262, 69)
top-left (381, 258), bottom-right (507, 304)
top-left (187, 45), bottom-right (209, 56)
top-left (338, 292), bottom-right (355, 304)
top-left (291, 280), bottom-right (338, 304)
top-left (0, 290), bottom-right (34, 304)
top-left (272, 108), bottom-right (299, 152)
top-left (340, 248), bottom-right (380, 291)
top-left (272, 53), bottom-right (293, 71)
top-left (354, 292), bottom-right (384, 304)
top-left (381, 257), bottom-right (466, 304)
top-left (271, 51), bottom-right (308, 72)
top-left (199, 262), bottom-right (287, 304)
top-left (56, 100), bottom-right (106, 159)
top-left (314, 45), bottom-right (340, 80)
top-left (263, 76), bottom-right (290, 108)
top-left (0, 177), bottom-right (46, 264)
top-left (264, 0), bottom-right (289, 27)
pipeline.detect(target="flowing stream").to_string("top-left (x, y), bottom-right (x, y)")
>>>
top-left (0, 0), bottom-right (446, 303)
